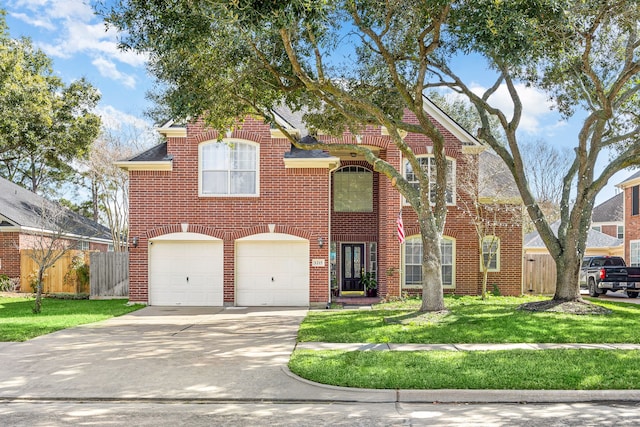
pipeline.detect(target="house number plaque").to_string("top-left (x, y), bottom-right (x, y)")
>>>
top-left (312, 259), bottom-right (326, 267)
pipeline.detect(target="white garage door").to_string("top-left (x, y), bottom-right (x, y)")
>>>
top-left (149, 233), bottom-right (223, 306)
top-left (236, 233), bottom-right (309, 306)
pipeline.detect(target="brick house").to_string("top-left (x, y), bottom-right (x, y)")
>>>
top-left (591, 192), bottom-right (624, 239)
top-left (617, 171), bottom-right (640, 266)
top-left (0, 177), bottom-right (111, 288)
top-left (117, 99), bottom-right (523, 307)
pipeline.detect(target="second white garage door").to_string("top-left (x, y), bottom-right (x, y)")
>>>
top-left (236, 233), bottom-right (309, 306)
top-left (149, 233), bottom-right (223, 306)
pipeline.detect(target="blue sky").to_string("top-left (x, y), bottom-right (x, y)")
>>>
top-left (3, 0), bottom-right (631, 204)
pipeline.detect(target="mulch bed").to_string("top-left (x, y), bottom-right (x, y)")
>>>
top-left (518, 299), bottom-right (612, 315)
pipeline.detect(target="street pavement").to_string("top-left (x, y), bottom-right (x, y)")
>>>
top-left (0, 305), bottom-right (639, 426)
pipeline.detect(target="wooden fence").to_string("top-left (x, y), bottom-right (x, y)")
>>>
top-left (522, 254), bottom-right (557, 295)
top-left (20, 250), bottom-right (90, 294)
top-left (89, 252), bottom-right (129, 298)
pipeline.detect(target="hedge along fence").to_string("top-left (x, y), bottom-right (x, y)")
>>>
top-left (19, 250), bottom-right (91, 295)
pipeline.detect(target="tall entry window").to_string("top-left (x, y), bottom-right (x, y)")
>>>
top-left (333, 166), bottom-right (373, 212)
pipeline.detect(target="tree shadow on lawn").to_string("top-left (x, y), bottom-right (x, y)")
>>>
top-left (383, 309), bottom-right (451, 325)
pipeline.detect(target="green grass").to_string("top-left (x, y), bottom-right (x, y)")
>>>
top-left (292, 296), bottom-right (640, 390)
top-left (299, 295), bottom-right (640, 344)
top-left (289, 349), bottom-right (640, 390)
top-left (0, 296), bottom-right (144, 342)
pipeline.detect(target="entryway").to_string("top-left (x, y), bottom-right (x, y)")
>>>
top-left (341, 243), bottom-right (365, 295)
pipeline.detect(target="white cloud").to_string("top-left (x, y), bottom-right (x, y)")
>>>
top-left (96, 105), bottom-right (160, 149)
top-left (470, 83), bottom-right (556, 134)
top-left (8, 12), bottom-right (55, 30)
top-left (92, 57), bottom-right (137, 88)
top-left (8, 0), bottom-right (148, 84)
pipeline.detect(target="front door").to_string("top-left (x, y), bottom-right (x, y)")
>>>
top-left (342, 243), bottom-right (365, 293)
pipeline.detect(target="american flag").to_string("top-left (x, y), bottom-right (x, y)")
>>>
top-left (397, 211), bottom-right (405, 244)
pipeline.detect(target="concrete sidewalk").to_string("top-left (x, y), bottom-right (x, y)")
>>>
top-left (0, 306), bottom-right (639, 405)
top-left (296, 342), bottom-right (640, 351)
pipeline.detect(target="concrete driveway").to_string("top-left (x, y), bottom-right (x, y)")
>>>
top-left (0, 306), bottom-right (391, 402)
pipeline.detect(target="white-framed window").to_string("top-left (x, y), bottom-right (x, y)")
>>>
top-left (591, 225), bottom-right (601, 232)
top-left (631, 240), bottom-right (640, 267)
top-left (333, 166), bottom-right (373, 212)
top-left (617, 225), bottom-right (624, 240)
top-left (403, 235), bottom-right (455, 288)
top-left (404, 156), bottom-right (455, 205)
top-left (481, 236), bottom-right (500, 272)
top-left (79, 240), bottom-right (90, 251)
top-left (199, 139), bottom-right (259, 196)
top-left (369, 242), bottom-right (377, 279)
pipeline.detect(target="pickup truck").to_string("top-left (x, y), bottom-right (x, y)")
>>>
top-left (579, 256), bottom-right (640, 298)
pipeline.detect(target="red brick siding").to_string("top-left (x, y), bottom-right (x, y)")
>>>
top-left (128, 116), bottom-right (331, 304)
top-left (625, 185), bottom-right (640, 265)
top-left (0, 233), bottom-right (20, 278)
top-left (129, 110), bottom-right (524, 304)
top-left (599, 224), bottom-right (618, 238)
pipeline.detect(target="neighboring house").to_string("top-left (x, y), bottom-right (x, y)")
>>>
top-left (0, 177), bottom-right (112, 289)
top-left (617, 170), bottom-right (640, 266)
top-left (591, 192), bottom-right (624, 239)
top-left (117, 99), bottom-right (523, 307)
top-left (523, 222), bottom-right (623, 294)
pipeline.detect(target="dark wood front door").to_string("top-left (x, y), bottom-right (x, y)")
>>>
top-left (342, 243), bottom-right (365, 293)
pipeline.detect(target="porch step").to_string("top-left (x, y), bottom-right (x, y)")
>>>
top-left (333, 296), bottom-right (381, 307)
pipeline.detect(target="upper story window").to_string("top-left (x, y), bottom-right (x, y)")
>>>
top-left (199, 140), bottom-right (259, 196)
top-left (632, 185), bottom-right (639, 216)
top-left (333, 166), bottom-right (373, 212)
top-left (404, 156), bottom-right (455, 205)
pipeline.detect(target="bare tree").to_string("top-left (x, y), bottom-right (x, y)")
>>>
top-left (20, 202), bottom-right (82, 313)
top-left (458, 152), bottom-right (523, 299)
top-left (520, 141), bottom-right (573, 231)
top-left (81, 124), bottom-right (159, 252)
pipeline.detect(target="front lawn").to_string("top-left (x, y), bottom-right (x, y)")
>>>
top-left (0, 296), bottom-right (144, 341)
top-left (290, 296), bottom-right (640, 390)
top-left (298, 295), bottom-right (640, 343)
top-left (290, 349), bottom-right (640, 390)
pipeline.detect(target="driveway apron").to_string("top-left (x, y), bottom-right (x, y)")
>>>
top-left (0, 306), bottom-right (392, 402)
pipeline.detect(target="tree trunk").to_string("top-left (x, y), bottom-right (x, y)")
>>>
top-left (33, 268), bottom-right (44, 314)
top-left (481, 267), bottom-right (489, 300)
top-left (420, 232), bottom-right (445, 312)
top-left (553, 250), bottom-right (583, 302)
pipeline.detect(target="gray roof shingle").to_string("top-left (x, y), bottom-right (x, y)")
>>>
top-left (524, 221), bottom-right (622, 249)
top-left (0, 177), bottom-right (111, 241)
top-left (592, 192), bottom-right (623, 223)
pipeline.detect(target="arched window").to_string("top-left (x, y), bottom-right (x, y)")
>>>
top-left (199, 140), bottom-right (259, 196)
top-left (333, 166), bottom-right (373, 212)
top-left (403, 235), bottom-right (455, 288)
